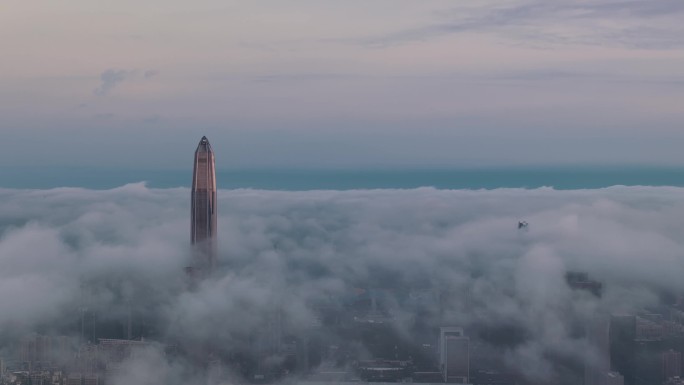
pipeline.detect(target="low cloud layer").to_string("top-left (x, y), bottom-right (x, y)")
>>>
top-left (1, 184), bottom-right (684, 383)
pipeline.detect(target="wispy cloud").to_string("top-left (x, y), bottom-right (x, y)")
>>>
top-left (94, 69), bottom-right (131, 96)
top-left (93, 68), bottom-right (160, 96)
top-left (251, 73), bottom-right (358, 83)
top-left (353, 0), bottom-right (684, 49)
top-left (143, 69), bottom-right (160, 79)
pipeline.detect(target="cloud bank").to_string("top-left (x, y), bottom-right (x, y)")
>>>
top-left (2, 184), bottom-right (684, 383)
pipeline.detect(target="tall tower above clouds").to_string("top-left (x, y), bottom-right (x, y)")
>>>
top-left (191, 136), bottom-right (217, 275)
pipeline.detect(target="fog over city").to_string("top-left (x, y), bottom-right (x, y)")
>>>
top-left (3, 0), bottom-right (684, 384)
top-left (2, 184), bottom-right (683, 383)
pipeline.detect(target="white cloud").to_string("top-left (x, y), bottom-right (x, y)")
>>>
top-left (1, 184), bottom-right (684, 381)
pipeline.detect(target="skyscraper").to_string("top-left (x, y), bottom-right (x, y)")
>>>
top-left (585, 315), bottom-right (610, 385)
top-left (663, 350), bottom-right (682, 381)
top-left (610, 315), bottom-right (636, 385)
top-left (438, 327), bottom-right (469, 383)
top-left (191, 136), bottom-right (217, 275)
top-left (605, 371), bottom-right (625, 385)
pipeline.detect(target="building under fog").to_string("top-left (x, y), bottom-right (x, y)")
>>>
top-left (610, 315), bottom-right (636, 385)
top-left (663, 350), bottom-right (682, 381)
top-left (605, 371), bottom-right (625, 385)
top-left (190, 136), bottom-right (217, 276)
top-left (439, 327), bottom-right (469, 383)
top-left (585, 315), bottom-right (611, 385)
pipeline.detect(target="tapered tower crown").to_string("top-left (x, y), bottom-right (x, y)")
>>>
top-left (196, 136), bottom-right (211, 151)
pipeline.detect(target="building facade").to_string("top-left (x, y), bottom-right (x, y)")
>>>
top-left (663, 350), bottom-right (682, 381)
top-left (439, 327), bottom-right (469, 383)
top-left (605, 371), bottom-right (625, 385)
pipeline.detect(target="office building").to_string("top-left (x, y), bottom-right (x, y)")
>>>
top-left (585, 315), bottom-right (610, 385)
top-left (190, 136), bottom-right (218, 276)
top-left (605, 371), bottom-right (625, 385)
top-left (665, 377), bottom-right (684, 385)
top-left (84, 374), bottom-right (99, 385)
top-left (633, 338), bottom-right (663, 385)
top-left (30, 373), bottom-right (46, 385)
top-left (17, 334), bottom-right (55, 368)
top-left (610, 315), bottom-right (636, 385)
top-left (663, 350), bottom-right (682, 381)
top-left (439, 327), bottom-right (469, 383)
top-left (67, 373), bottom-right (83, 385)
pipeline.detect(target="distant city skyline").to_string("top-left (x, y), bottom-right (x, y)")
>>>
top-left (2, 0), bottom-right (684, 170)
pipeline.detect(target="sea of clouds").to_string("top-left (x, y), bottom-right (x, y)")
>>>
top-left (2, 183), bottom-right (684, 383)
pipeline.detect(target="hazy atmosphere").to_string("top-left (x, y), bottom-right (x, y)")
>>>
top-left (2, 0), bottom-right (684, 169)
top-left (2, 2), bottom-right (684, 385)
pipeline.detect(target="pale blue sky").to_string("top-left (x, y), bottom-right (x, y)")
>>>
top-left (1, 0), bottom-right (684, 169)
